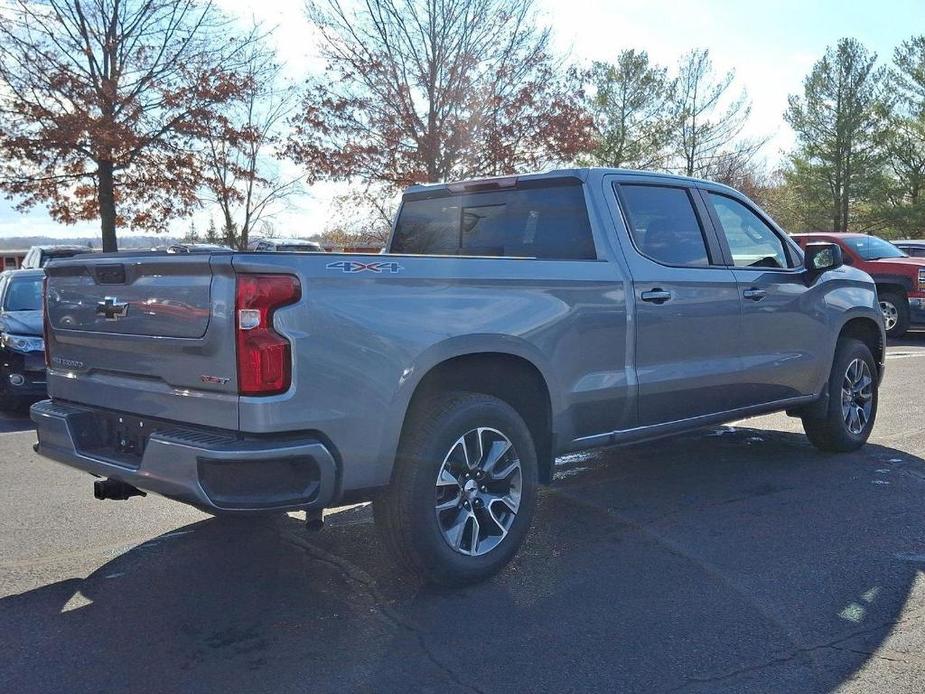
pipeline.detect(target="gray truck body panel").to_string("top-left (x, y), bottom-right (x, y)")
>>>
top-left (32, 169), bottom-right (885, 512)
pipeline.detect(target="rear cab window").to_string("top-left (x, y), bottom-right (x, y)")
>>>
top-left (390, 179), bottom-right (596, 260)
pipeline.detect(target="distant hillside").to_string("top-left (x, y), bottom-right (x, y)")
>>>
top-left (0, 235), bottom-right (182, 251)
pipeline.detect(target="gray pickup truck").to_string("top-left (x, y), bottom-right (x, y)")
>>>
top-left (32, 169), bottom-right (885, 585)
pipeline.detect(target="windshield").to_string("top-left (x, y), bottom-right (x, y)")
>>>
top-left (843, 236), bottom-right (907, 260)
top-left (5, 276), bottom-right (43, 311)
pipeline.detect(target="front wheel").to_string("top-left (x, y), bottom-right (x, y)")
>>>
top-left (802, 338), bottom-right (878, 452)
top-left (374, 391), bottom-right (538, 586)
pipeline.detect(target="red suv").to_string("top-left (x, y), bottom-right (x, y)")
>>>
top-left (794, 233), bottom-right (925, 337)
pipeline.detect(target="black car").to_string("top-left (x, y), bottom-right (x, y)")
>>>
top-left (0, 269), bottom-right (46, 409)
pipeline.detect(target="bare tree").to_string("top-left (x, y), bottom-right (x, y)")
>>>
top-left (323, 185), bottom-right (397, 248)
top-left (201, 34), bottom-right (302, 250)
top-left (0, 0), bottom-right (256, 251)
top-left (287, 0), bottom-right (592, 189)
top-left (672, 49), bottom-right (765, 179)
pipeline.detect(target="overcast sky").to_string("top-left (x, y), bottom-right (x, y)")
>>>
top-left (1, 0), bottom-right (922, 241)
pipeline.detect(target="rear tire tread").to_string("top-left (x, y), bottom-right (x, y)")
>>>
top-left (375, 391), bottom-right (537, 586)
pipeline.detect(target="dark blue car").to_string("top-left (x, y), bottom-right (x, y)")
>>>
top-left (0, 269), bottom-right (46, 409)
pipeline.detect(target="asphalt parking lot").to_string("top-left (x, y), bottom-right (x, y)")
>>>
top-left (2, 334), bottom-right (925, 693)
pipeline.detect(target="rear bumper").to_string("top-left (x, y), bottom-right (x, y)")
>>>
top-left (30, 400), bottom-right (339, 513)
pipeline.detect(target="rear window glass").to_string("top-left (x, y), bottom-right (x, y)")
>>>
top-left (390, 182), bottom-right (596, 260)
top-left (619, 185), bottom-right (710, 266)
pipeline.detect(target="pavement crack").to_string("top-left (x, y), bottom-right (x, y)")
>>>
top-left (828, 645), bottom-right (906, 663)
top-left (281, 529), bottom-right (485, 693)
top-left (666, 621), bottom-right (901, 692)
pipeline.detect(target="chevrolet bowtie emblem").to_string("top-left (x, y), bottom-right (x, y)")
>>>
top-left (96, 296), bottom-right (129, 320)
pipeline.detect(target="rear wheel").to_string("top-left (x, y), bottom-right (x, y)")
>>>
top-left (802, 338), bottom-right (878, 452)
top-left (878, 291), bottom-right (909, 338)
top-left (374, 391), bottom-right (538, 586)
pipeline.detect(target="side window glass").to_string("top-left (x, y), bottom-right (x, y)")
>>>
top-left (619, 184), bottom-right (710, 267)
top-left (708, 193), bottom-right (790, 269)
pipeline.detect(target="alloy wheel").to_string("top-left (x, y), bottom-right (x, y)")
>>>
top-left (434, 427), bottom-right (522, 557)
top-left (841, 358), bottom-right (873, 435)
top-left (879, 300), bottom-right (898, 332)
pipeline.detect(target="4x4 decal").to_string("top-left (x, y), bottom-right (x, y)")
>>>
top-left (326, 260), bottom-right (404, 274)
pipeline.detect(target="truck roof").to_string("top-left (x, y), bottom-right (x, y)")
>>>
top-left (792, 232), bottom-right (872, 239)
top-left (403, 167), bottom-right (740, 195)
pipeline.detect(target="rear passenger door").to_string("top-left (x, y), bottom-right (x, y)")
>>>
top-left (700, 189), bottom-right (826, 403)
top-left (612, 178), bottom-right (747, 427)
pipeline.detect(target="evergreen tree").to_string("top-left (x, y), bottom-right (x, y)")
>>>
top-left (784, 38), bottom-right (889, 232)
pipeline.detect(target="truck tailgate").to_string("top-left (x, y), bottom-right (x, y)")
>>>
top-left (43, 253), bottom-right (239, 430)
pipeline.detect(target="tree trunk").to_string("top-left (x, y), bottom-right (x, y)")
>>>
top-left (97, 160), bottom-right (118, 252)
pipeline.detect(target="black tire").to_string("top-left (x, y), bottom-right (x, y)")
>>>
top-left (878, 291), bottom-right (909, 338)
top-left (802, 338), bottom-right (878, 452)
top-left (374, 391), bottom-right (538, 586)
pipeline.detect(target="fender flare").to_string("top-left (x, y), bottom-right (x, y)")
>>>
top-left (375, 334), bottom-right (561, 477)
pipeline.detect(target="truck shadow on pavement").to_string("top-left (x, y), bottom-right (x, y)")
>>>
top-left (3, 426), bottom-right (925, 693)
top-left (0, 407), bottom-right (37, 434)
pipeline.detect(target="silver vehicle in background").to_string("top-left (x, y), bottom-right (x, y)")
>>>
top-left (22, 245), bottom-right (93, 268)
top-left (248, 238), bottom-right (324, 252)
top-left (32, 169), bottom-right (884, 585)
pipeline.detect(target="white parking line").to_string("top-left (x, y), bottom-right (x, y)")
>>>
top-left (0, 428), bottom-right (33, 436)
top-left (886, 351), bottom-right (925, 360)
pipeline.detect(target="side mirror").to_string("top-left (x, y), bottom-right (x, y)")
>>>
top-left (804, 242), bottom-right (843, 273)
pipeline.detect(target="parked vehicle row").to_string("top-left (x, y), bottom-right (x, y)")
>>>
top-left (32, 168), bottom-right (888, 585)
top-left (247, 238), bottom-right (325, 253)
top-left (794, 233), bottom-right (925, 338)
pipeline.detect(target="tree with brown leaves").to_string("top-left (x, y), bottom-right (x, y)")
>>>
top-left (287, 0), bottom-right (592, 190)
top-left (0, 0), bottom-right (257, 251)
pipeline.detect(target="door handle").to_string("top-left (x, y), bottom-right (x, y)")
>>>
top-left (743, 287), bottom-right (767, 301)
top-left (640, 289), bottom-right (672, 304)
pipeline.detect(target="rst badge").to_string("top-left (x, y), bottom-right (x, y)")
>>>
top-left (326, 260), bottom-right (403, 274)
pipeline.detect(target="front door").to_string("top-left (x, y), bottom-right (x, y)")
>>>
top-left (700, 189), bottom-right (827, 404)
top-left (612, 178), bottom-right (747, 427)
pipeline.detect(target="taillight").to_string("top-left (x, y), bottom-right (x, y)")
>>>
top-left (235, 274), bottom-right (301, 395)
top-left (42, 274), bottom-right (51, 369)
